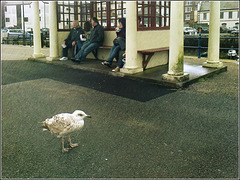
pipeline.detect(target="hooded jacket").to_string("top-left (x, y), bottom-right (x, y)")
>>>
top-left (117, 18), bottom-right (126, 38)
top-left (65, 26), bottom-right (84, 42)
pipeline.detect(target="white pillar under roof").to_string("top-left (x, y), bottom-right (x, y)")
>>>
top-left (46, 1), bottom-right (59, 61)
top-left (162, 1), bottom-right (189, 82)
top-left (202, 1), bottom-right (223, 68)
top-left (32, 1), bottom-right (45, 58)
top-left (121, 1), bottom-right (143, 74)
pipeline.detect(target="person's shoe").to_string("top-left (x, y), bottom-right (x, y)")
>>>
top-left (71, 57), bottom-right (77, 61)
top-left (101, 61), bottom-right (112, 67)
top-left (59, 57), bottom-right (68, 61)
top-left (112, 67), bottom-right (120, 72)
top-left (72, 58), bottom-right (81, 64)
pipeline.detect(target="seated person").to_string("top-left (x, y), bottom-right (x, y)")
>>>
top-left (82, 21), bottom-right (92, 41)
top-left (72, 17), bottom-right (104, 63)
top-left (102, 18), bottom-right (126, 67)
top-left (112, 51), bottom-right (126, 72)
top-left (60, 20), bottom-right (84, 61)
top-left (112, 36), bottom-right (126, 72)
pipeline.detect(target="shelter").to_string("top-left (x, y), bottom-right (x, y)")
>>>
top-left (30, 1), bottom-right (223, 82)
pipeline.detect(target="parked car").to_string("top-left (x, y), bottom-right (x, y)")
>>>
top-left (41, 28), bottom-right (49, 36)
top-left (184, 27), bottom-right (197, 35)
top-left (40, 28), bottom-right (49, 47)
top-left (198, 27), bottom-right (209, 33)
top-left (26, 27), bottom-right (33, 34)
top-left (231, 29), bottom-right (239, 34)
top-left (220, 26), bottom-right (231, 33)
top-left (230, 26), bottom-right (239, 34)
top-left (6, 29), bottom-right (31, 39)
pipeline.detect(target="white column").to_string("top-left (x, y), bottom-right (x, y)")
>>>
top-left (162, 1), bottom-right (189, 82)
top-left (46, 1), bottom-right (59, 61)
top-left (121, 1), bottom-right (143, 74)
top-left (32, 1), bottom-right (45, 58)
top-left (202, 1), bottom-right (223, 68)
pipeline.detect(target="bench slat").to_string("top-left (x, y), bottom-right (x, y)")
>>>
top-left (138, 47), bottom-right (169, 54)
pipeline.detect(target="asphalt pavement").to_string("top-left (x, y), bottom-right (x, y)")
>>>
top-left (1, 59), bottom-right (238, 179)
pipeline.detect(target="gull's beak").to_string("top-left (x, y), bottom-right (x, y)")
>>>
top-left (86, 115), bottom-right (92, 118)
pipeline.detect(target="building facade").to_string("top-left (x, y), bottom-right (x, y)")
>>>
top-left (3, 1), bottom-right (49, 30)
top-left (184, 1), bottom-right (200, 27)
top-left (199, 1), bottom-right (239, 28)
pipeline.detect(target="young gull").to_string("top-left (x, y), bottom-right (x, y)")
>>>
top-left (42, 110), bottom-right (91, 152)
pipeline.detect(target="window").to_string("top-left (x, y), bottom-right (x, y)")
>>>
top-left (185, 14), bottom-right (190, 20)
top-left (108, 2), bottom-right (126, 28)
top-left (57, 1), bottom-right (76, 30)
top-left (6, 18), bottom-right (10, 22)
top-left (92, 2), bottom-right (108, 28)
top-left (5, 6), bottom-right (7, 12)
top-left (185, 7), bottom-right (192, 12)
top-left (220, 12), bottom-right (224, 19)
top-left (203, 13), bottom-right (207, 20)
top-left (185, 1), bottom-right (193, 5)
top-left (229, 12), bottom-right (232, 19)
top-left (57, 1), bottom-right (126, 31)
top-left (137, 1), bottom-right (170, 30)
top-left (24, 17), bottom-right (28, 22)
top-left (39, 17), bottom-right (41, 21)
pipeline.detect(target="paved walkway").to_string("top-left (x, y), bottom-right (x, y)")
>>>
top-left (2, 58), bottom-right (238, 178)
top-left (1, 44), bottom-right (237, 88)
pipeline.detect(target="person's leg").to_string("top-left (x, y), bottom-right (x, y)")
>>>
top-left (76, 40), bottom-right (83, 52)
top-left (117, 51), bottom-right (125, 68)
top-left (75, 41), bottom-right (91, 60)
top-left (106, 45), bottom-right (121, 64)
top-left (80, 43), bottom-right (100, 61)
top-left (62, 41), bottom-right (72, 57)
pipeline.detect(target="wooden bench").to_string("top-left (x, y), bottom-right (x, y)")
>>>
top-left (138, 47), bottom-right (169, 70)
top-left (92, 46), bottom-right (119, 61)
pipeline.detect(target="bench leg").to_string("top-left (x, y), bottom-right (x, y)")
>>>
top-left (142, 53), bottom-right (154, 71)
top-left (92, 49), bottom-right (98, 60)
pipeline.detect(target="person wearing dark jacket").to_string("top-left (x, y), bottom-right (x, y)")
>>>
top-left (102, 18), bottom-right (126, 67)
top-left (72, 17), bottom-right (104, 62)
top-left (60, 20), bottom-right (84, 61)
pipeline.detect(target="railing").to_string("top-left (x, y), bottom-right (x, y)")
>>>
top-left (184, 34), bottom-right (239, 58)
top-left (2, 33), bottom-right (49, 48)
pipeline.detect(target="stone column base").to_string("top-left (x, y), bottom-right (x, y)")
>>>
top-left (120, 67), bottom-right (143, 74)
top-left (46, 57), bottom-right (59, 61)
top-left (32, 53), bottom-right (46, 58)
top-left (162, 73), bottom-right (189, 82)
top-left (202, 61), bottom-right (223, 68)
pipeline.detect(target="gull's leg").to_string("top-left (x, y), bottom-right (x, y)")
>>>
top-left (68, 135), bottom-right (78, 148)
top-left (62, 137), bottom-right (69, 152)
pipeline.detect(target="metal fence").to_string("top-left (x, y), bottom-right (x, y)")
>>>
top-left (2, 33), bottom-right (49, 48)
top-left (184, 34), bottom-right (239, 59)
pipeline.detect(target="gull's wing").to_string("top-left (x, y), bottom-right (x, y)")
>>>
top-left (45, 113), bottom-right (75, 135)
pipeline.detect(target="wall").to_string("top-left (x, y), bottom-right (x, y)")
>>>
top-left (57, 29), bottom-right (170, 70)
top-left (5, 6), bottom-right (17, 28)
top-left (136, 30), bottom-right (170, 68)
top-left (199, 10), bottom-right (239, 28)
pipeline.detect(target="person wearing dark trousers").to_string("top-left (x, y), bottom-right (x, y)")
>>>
top-left (112, 37), bottom-right (126, 72)
top-left (60, 20), bottom-right (84, 61)
top-left (72, 17), bottom-right (104, 63)
top-left (102, 18), bottom-right (126, 67)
